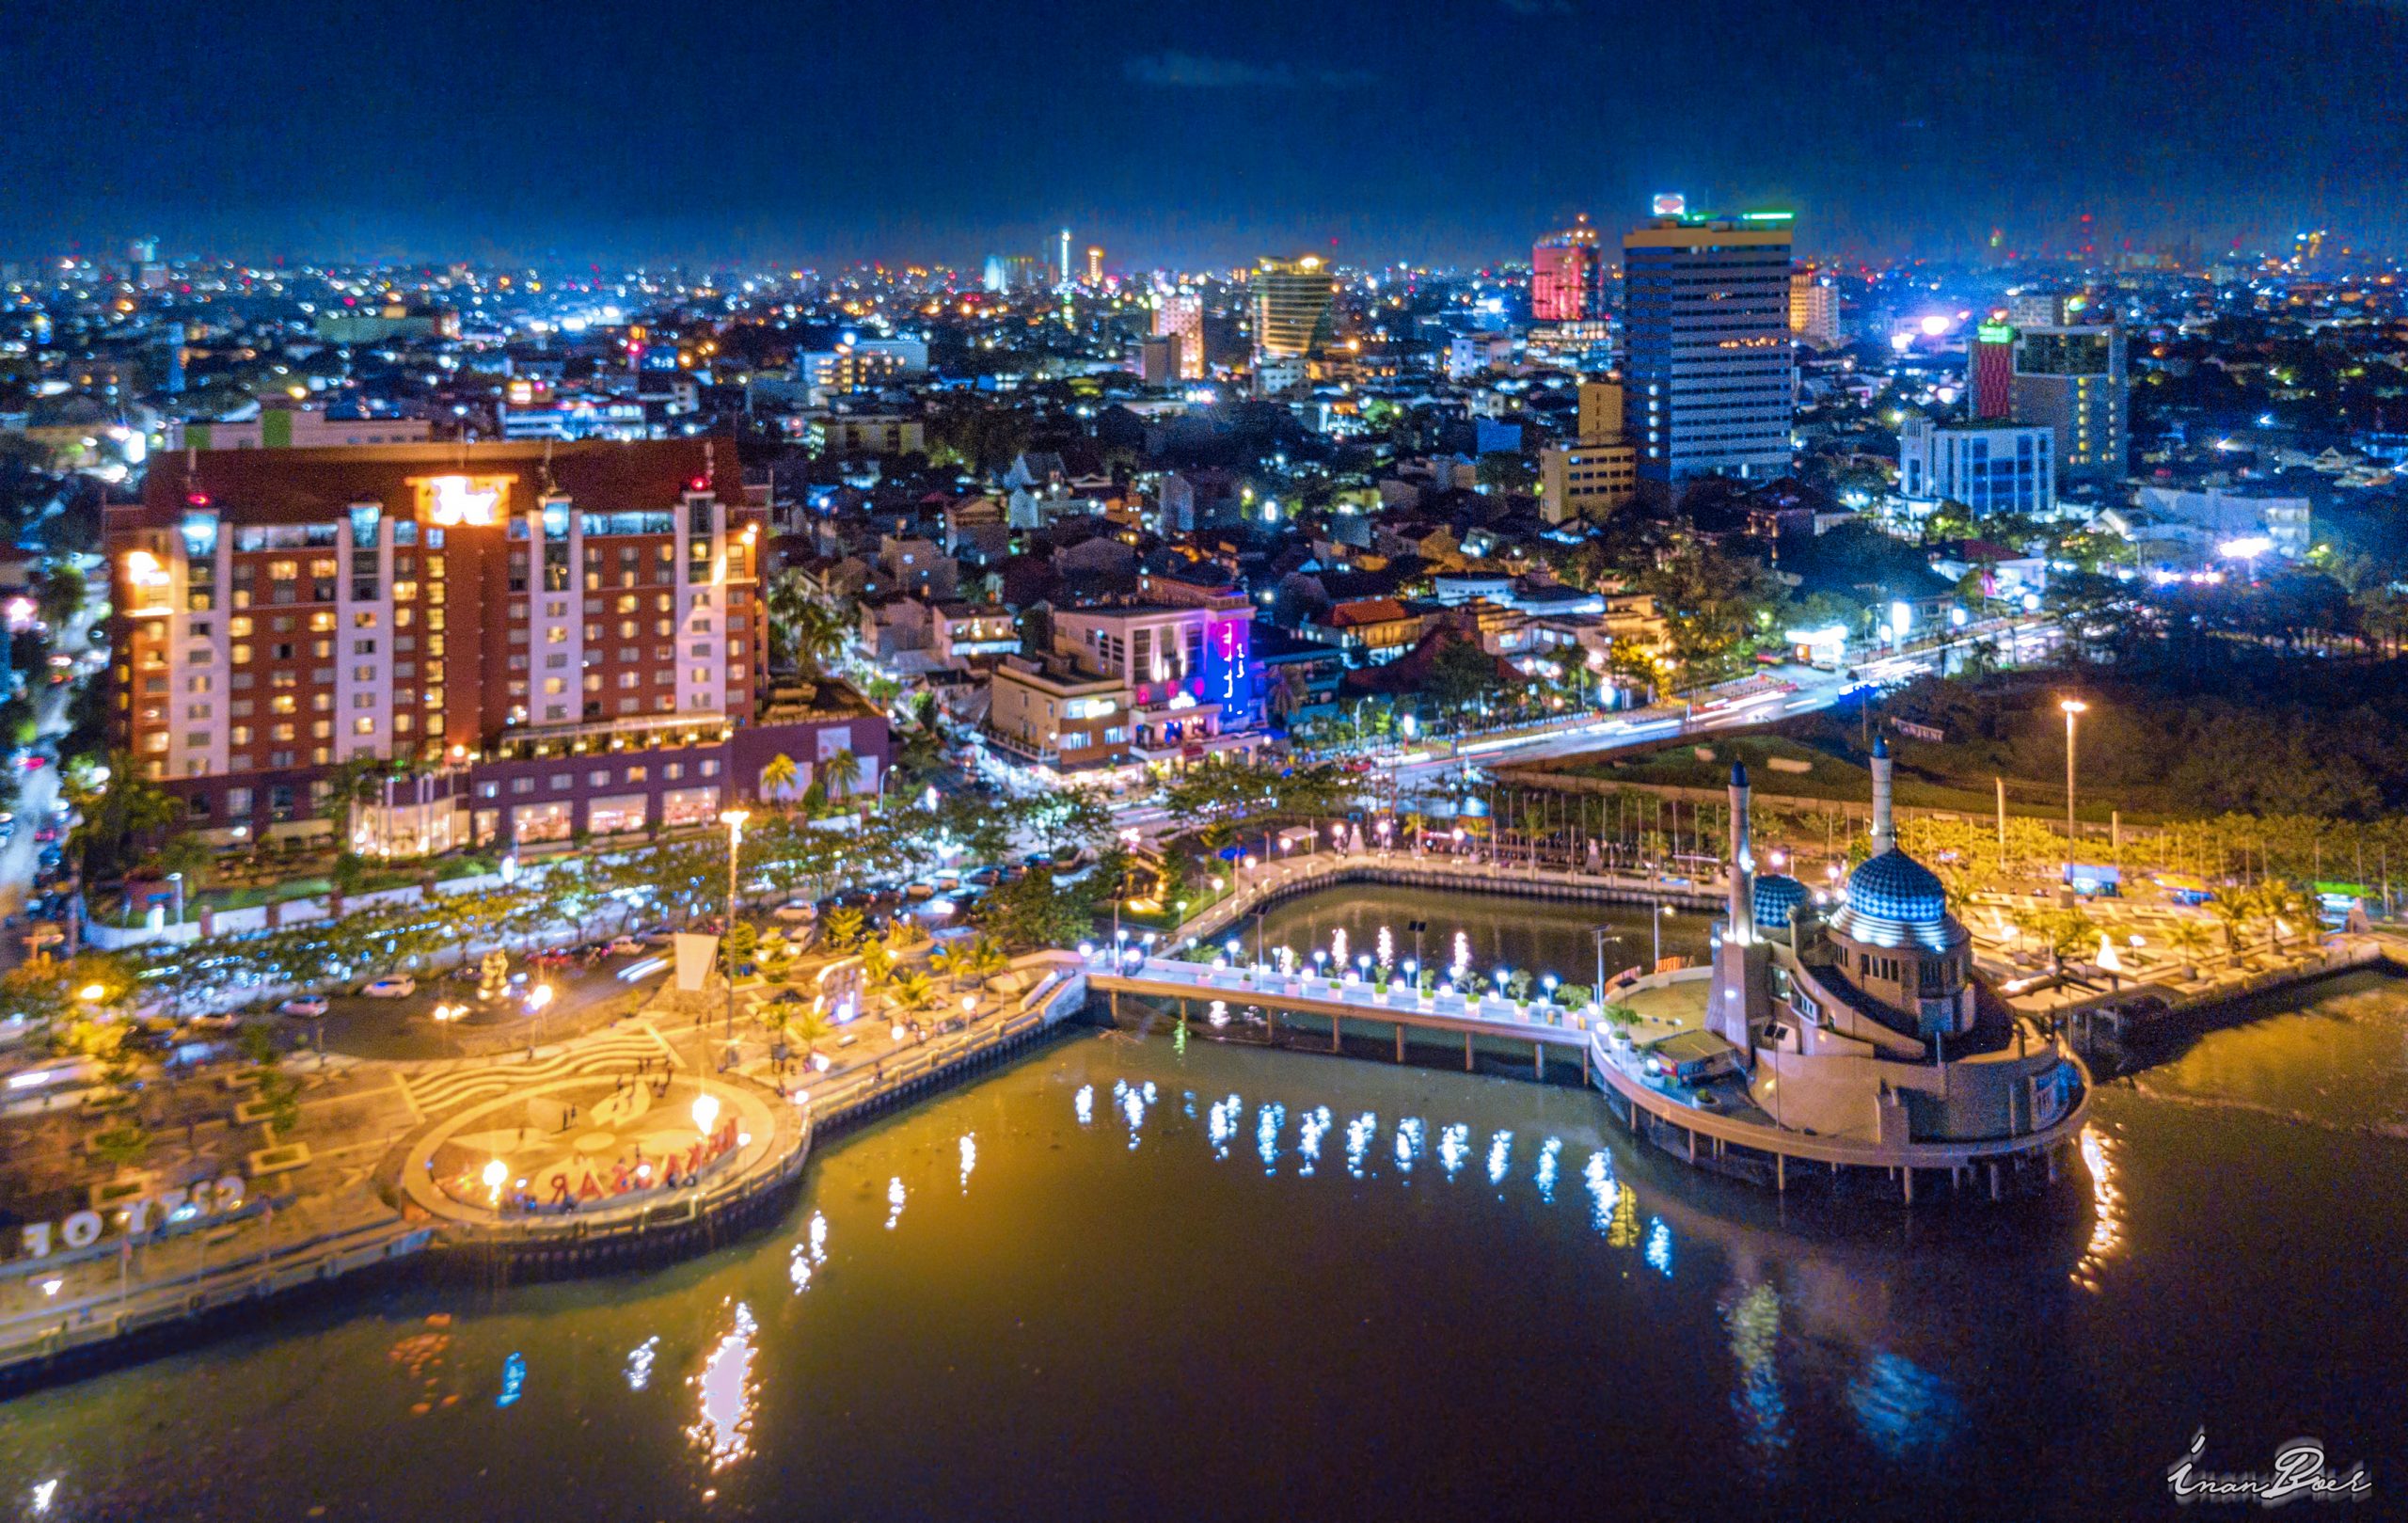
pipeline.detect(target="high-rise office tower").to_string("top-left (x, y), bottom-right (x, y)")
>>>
top-left (1622, 210), bottom-right (1797, 490)
top-left (1966, 320), bottom-right (2017, 420)
top-left (983, 254), bottom-right (1043, 294)
top-left (1058, 229), bottom-right (1072, 285)
top-left (1788, 262), bottom-right (1841, 349)
top-left (2011, 324), bottom-right (2127, 484)
top-left (1085, 246), bottom-right (1104, 285)
top-left (1250, 256), bottom-right (1337, 367)
top-left (1531, 215), bottom-right (1600, 323)
top-left (1153, 292), bottom-right (1205, 381)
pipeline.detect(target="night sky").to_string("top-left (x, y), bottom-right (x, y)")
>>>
top-left (10, 0), bottom-right (2406, 267)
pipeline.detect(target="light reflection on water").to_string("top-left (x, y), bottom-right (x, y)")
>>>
top-left (686, 1301), bottom-right (759, 1474)
top-left (1644, 1217), bottom-right (1673, 1277)
top-left (1846, 1351), bottom-right (1964, 1464)
top-left (626, 1336), bottom-right (659, 1389)
top-left (2073, 1123), bottom-right (2122, 1293)
top-left (1439, 1122), bottom-right (1469, 1179)
top-left (1296, 1105), bottom-right (1332, 1173)
top-left (1207, 1093), bottom-right (1240, 1157)
top-left (1583, 1150), bottom-right (1619, 1232)
top-left (1726, 1282), bottom-right (1788, 1464)
top-left (1344, 1112), bottom-right (1376, 1178)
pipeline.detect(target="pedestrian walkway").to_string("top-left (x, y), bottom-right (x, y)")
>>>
top-left (399, 1071), bottom-right (783, 1229)
top-left (399, 1029), bottom-right (677, 1116)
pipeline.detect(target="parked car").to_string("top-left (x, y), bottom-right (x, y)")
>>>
top-left (606, 936), bottom-right (648, 955)
top-left (184, 1011), bottom-right (242, 1034)
top-left (359, 976), bottom-right (417, 999)
top-left (771, 903), bottom-right (816, 923)
top-left (277, 997), bottom-right (330, 1019)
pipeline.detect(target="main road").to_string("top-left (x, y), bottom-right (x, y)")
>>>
top-left (1109, 615), bottom-right (2057, 835)
top-left (0, 595), bottom-right (99, 966)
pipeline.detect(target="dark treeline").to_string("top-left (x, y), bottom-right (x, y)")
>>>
top-left (1891, 635), bottom-right (2408, 819)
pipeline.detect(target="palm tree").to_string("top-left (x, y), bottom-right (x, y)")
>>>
top-left (2208, 894), bottom-right (2253, 956)
top-left (822, 748), bottom-right (860, 801)
top-left (65, 751), bottom-right (182, 885)
top-left (769, 1003), bottom-right (835, 1066)
top-left (893, 726), bottom-right (944, 788)
top-left (858, 930), bottom-right (899, 988)
top-left (2162, 920), bottom-right (2212, 976)
top-left (889, 970), bottom-right (937, 1014)
top-left (2270, 881), bottom-right (2324, 949)
top-left (943, 934), bottom-right (1009, 991)
top-left (768, 578), bottom-right (852, 684)
top-left (759, 753), bottom-right (800, 804)
top-left (821, 904), bottom-right (866, 951)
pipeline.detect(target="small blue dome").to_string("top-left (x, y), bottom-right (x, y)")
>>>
top-left (1751, 874), bottom-right (1810, 928)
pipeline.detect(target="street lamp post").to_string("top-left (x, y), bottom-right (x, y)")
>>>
top-left (719, 809), bottom-right (749, 1047)
top-left (2059, 699), bottom-right (2087, 869)
top-left (1592, 927), bottom-right (1624, 1004)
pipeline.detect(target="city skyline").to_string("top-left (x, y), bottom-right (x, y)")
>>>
top-left (11, 0), bottom-right (2408, 269)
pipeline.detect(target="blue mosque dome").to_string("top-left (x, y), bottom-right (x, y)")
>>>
top-left (1834, 849), bottom-right (1955, 950)
top-left (1751, 873), bottom-right (1810, 928)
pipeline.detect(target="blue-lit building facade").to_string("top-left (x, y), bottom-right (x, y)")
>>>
top-left (1897, 416), bottom-right (2057, 518)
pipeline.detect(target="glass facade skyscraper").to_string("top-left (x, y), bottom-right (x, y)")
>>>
top-left (1250, 256), bottom-right (1336, 365)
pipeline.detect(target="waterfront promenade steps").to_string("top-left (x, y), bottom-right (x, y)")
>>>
top-left (2009, 936), bottom-right (2396, 1065)
top-left (399, 1031), bottom-right (674, 1115)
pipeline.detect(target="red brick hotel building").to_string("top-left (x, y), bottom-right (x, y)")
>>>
top-left (108, 438), bottom-right (886, 850)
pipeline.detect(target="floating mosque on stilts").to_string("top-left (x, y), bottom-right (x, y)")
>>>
top-left (1589, 738), bottom-right (2092, 1201)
